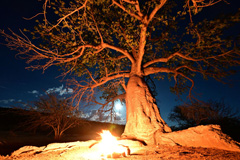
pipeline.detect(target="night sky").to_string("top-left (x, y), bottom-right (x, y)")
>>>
top-left (0, 0), bottom-right (239, 126)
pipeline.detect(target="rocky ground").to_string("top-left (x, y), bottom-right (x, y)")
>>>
top-left (0, 140), bottom-right (240, 160)
top-left (1, 125), bottom-right (240, 160)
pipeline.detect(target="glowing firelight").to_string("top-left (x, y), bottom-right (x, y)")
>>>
top-left (97, 130), bottom-right (129, 158)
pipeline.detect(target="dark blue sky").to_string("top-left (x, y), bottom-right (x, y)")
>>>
top-left (0, 0), bottom-right (239, 126)
top-left (0, 1), bottom-right (67, 104)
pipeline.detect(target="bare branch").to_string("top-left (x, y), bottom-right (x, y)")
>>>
top-left (186, 0), bottom-right (224, 22)
top-left (143, 66), bottom-right (195, 98)
top-left (143, 50), bottom-right (239, 68)
top-left (90, 11), bottom-right (104, 44)
top-left (92, 93), bottom-right (125, 110)
top-left (137, 25), bottom-right (147, 72)
top-left (85, 67), bottom-right (98, 84)
top-left (122, 0), bottom-right (143, 17)
top-left (143, 66), bottom-right (175, 76)
top-left (112, 0), bottom-right (142, 21)
top-left (23, 12), bottom-right (44, 20)
top-left (147, 0), bottom-right (167, 24)
top-left (120, 79), bottom-right (127, 91)
top-left (191, 0), bottom-right (224, 11)
top-left (133, 0), bottom-right (143, 17)
top-left (103, 43), bottom-right (135, 63)
top-left (69, 72), bottom-right (130, 107)
top-left (1, 28), bottom-right (136, 74)
top-left (122, 0), bottom-right (137, 5)
top-left (176, 72), bottom-right (195, 99)
top-left (143, 52), bottom-right (201, 68)
top-left (43, 0), bottom-right (50, 26)
top-left (49, 0), bottom-right (89, 31)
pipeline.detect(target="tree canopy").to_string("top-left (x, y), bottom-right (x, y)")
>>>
top-left (1, 0), bottom-right (239, 105)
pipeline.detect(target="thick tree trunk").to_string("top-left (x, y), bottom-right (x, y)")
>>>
top-left (122, 75), bottom-right (172, 145)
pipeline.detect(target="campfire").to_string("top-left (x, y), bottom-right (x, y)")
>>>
top-left (89, 130), bottom-right (130, 159)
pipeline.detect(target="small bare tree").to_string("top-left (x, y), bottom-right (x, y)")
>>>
top-left (19, 94), bottom-right (84, 140)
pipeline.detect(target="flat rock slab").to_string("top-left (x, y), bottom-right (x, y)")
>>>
top-left (0, 125), bottom-right (239, 159)
top-left (1, 143), bottom-right (240, 160)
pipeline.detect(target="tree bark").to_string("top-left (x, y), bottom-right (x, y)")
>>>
top-left (122, 75), bottom-right (172, 145)
top-left (54, 128), bottom-right (62, 141)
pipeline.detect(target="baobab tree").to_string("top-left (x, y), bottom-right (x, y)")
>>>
top-left (1, 0), bottom-right (240, 144)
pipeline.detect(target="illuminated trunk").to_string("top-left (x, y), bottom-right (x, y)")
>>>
top-left (122, 75), bottom-right (172, 145)
top-left (53, 127), bottom-right (63, 141)
top-left (54, 133), bottom-right (61, 141)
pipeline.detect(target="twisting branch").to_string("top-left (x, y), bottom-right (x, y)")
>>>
top-left (122, 0), bottom-right (143, 17)
top-left (147, 0), bottom-right (167, 24)
top-left (90, 11), bottom-right (104, 44)
top-left (48, 0), bottom-right (89, 31)
top-left (23, 12), bottom-right (44, 21)
top-left (85, 67), bottom-right (98, 84)
top-left (143, 52), bottom-right (201, 68)
top-left (112, 0), bottom-right (142, 21)
top-left (191, 0), bottom-right (224, 12)
top-left (143, 50), bottom-right (240, 68)
top-left (133, 0), bottom-right (143, 17)
top-left (175, 72), bottom-right (195, 98)
top-left (143, 65), bottom-right (196, 98)
top-left (69, 72), bottom-right (130, 107)
top-left (103, 43), bottom-right (135, 63)
top-left (122, 0), bottom-right (137, 5)
top-left (92, 93), bottom-right (125, 110)
top-left (120, 79), bottom-right (127, 92)
top-left (43, 0), bottom-right (50, 26)
top-left (186, 0), bottom-right (224, 23)
top-left (58, 59), bottom-right (78, 78)
top-left (1, 28), bottom-right (135, 72)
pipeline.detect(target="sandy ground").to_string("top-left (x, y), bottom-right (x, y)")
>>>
top-left (0, 140), bottom-right (240, 160)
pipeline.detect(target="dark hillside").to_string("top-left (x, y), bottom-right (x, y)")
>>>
top-left (0, 107), bottom-right (125, 156)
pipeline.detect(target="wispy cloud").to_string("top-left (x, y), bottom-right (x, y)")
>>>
top-left (0, 99), bottom-right (22, 105)
top-left (46, 85), bottom-right (73, 96)
top-left (26, 85), bottom-right (73, 97)
top-left (27, 90), bottom-right (39, 94)
top-left (27, 90), bottom-right (40, 97)
top-left (0, 99), bottom-right (15, 104)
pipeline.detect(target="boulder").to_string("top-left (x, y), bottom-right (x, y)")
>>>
top-left (156, 125), bottom-right (240, 152)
